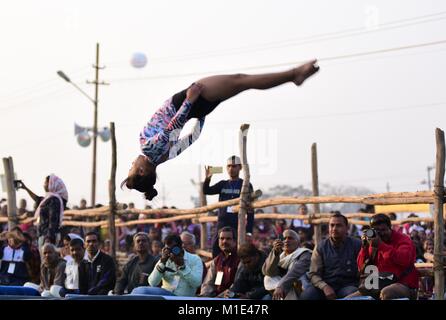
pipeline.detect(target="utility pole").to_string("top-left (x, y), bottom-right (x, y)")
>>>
top-left (386, 182), bottom-right (390, 192)
top-left (86, 43), bottom-right (108, 207)
top-left (311, 143), bottom-right (322, 245)
top-left (192, 165), bottom-right (208, 250)
top-left (161, 184), bottom-right (167, 207)
top-left (198, 165), bottom-right (207, 207)
top-left (427, 165), bottom-right (434, 190)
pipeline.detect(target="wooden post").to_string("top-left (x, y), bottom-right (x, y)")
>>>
top-left (238, 124), bottom-right (251, 249)
top-left (108, 122), bottom-right (117, 260)
top-left (2, 157), bottom-right (17, 230)
top-left (311, 143), bottom-right (322, 245)
top-left (198, 165), bottom-right (208, 250)
top-left (433, 128), bottom-right (445, 300)
top-left (200, 222), bottom-right (208, 250)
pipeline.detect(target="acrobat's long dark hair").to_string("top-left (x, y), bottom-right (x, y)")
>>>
top-left (121, 166), bottom-right (158, 201)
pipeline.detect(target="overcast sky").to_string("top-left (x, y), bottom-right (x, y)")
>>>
top-left (1, 0), bottom-right (446, 210)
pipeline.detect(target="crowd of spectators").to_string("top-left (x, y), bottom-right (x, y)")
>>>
top-left (1, 196), bottom-right (444, 300)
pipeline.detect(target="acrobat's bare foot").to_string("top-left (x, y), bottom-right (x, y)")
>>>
top-left (293, 59), bottom-right (319, 86)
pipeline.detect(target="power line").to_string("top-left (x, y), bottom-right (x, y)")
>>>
top-left (2, 10), bottom-right (445, 104)
top-left (126, 11), bottom-right (446, 64)
top-left (0, 67), bottom-right (91, 103)
top-left (162, 17), bottom-right (446, 62)
top-left (248, 101), bottom-right (446, 123)
top-left (0, 87), bottom-right (74, 112)
top-left (2, 40), bottom-right (445, 114)
top-left (3, 11), bottom-right (445, 104)
top-left (114, 100), bottom-right (446, 130)
top-left (110, 39), bottom-right (446, 83)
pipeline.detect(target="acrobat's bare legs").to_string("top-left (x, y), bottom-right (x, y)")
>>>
top-left (196, 59), bottom-right (319, 102)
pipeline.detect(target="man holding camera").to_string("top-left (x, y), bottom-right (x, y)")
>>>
top-left (348, 214), bottom-right (419, 300)
top-left (203, 155), bottom-right (254, 258)
top-left (137, 234), bottom-right (202, 297)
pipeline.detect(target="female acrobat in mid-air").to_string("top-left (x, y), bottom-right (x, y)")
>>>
top-left (123, 60), bottom-right (320, 200)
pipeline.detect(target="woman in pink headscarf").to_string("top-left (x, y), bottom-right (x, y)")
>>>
top-left (18, 175), bottom-right (68, 246)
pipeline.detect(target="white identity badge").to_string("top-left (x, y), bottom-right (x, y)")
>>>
top-left (8, 263), bottom-right (16, 274)
top-left (215, 271), bottom-right (224, 286)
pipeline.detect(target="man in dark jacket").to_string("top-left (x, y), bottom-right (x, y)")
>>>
top-left (39, 243), bottom-right (66, 295)
top-left (301, 213), bottom-right (361, 300)
top-left (114, 232), bottom-right (158, 295)
top-left (79, 231), bottom-right (116, 295)
top-left (223, 242), bottom-right (269, 299)
top-left (203, 155), bottom-right (255, 258)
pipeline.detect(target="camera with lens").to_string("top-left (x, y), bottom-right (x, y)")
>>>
top-left (167, 245), bottom-right (182, 256)
top-left (364, 228), bottom-right (377, 239)
top-left (13, 180), bottom-right (23, 190)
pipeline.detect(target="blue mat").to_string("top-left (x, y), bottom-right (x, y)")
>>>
top-left (0, 286), bottom-right (40, 296)
top-left (338, 296), bottom-right (375, 300)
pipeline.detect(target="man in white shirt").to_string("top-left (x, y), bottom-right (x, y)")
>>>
top-left (132, 234), bottom-right (203, 297)
top-left (62, 238), bottom-right (86, 295)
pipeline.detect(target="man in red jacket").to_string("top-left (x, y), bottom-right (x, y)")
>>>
top-left (351, 214), bottom-right (419, 300)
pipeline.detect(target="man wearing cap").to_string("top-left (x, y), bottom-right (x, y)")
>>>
top-left (203, 155), bottom-right (254, 258)
top-left (114, 232), bottom-right (159, 295)
top-left (262, 229), bottom-right (312, 300)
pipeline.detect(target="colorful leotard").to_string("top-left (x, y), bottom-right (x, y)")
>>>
top-left (140, 97), bottom-right (205, 165)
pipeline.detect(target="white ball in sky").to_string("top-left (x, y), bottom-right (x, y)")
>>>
top-left (131, 52), bottom-right (147, 68)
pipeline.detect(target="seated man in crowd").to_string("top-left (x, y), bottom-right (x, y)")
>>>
top-left (133, 234), bottom-right (202, 297)
top-left (180, 231), bottom-right (197, 254)
top-left (60, 233), bottom-right (84, 262)
top-left (38, 243), bottom-right (66, 297)
top-left (79, 231), bottom-right (116, 295)
top-left (114, 232), bottom-right (158, 295)
top-left (0, 229), bottom-right (32, 286)
top-left (301, 213), bottom-right (361, 300)
top-left (262, 229), bottom-right (312, 300)
top-left (200, 227), bottom-right (240, 297)
top-left (222, 242), bottom-right (269, 299)
top-left (181, 231), bottom-right (208, 285)
top-left (348, 214), bottom-right (419, 300)
top-left (63, 238), bottom-right (86, 295)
